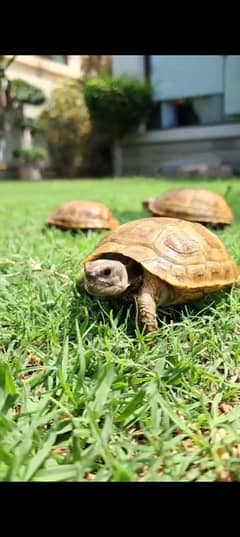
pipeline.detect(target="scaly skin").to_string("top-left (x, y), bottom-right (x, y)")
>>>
top-left (134, 270), bottom-right (240, 334)
top-left (134, 271), bottom-right (173, 333)
top-left (77, 264), bottom-right (240, 335)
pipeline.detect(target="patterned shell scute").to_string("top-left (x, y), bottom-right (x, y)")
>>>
top-left (47, 200), bottom-right (119, 230)
top-left (147, 188), bottom-right (234, 224)
top-left (84, 217), bottom-right (239, 289)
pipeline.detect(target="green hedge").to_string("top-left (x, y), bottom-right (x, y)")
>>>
top-left (84, 74), bottom-right (153, 139)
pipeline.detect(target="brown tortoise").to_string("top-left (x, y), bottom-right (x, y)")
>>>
top-left (47, 200), bottom-right (120, 230)
top-left (143, 188), bottom-right (234, 225)
top-left (78, 217), bottom-right (240, 333)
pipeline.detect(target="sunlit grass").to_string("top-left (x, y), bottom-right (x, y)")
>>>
top-left (1, 177), bottom-right (240, 482)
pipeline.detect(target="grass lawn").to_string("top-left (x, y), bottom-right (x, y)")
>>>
top-left (1, 177), bottom-right (240, 482)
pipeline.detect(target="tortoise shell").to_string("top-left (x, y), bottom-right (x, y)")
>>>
top-left (84, 217), bottom-right (239, 290)
top-left (47, 200), bottom-right (119, 230)
top-left (144, 188), bottom-right (234, 225)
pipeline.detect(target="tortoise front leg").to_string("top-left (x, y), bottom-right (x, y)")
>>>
top-left (134, 277), bottom-right (159, 333)
top-left (135, 292), bottom-right (158, 333)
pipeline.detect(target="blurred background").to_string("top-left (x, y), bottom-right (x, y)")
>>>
top-left (0, 55), bottom-right (240, 180)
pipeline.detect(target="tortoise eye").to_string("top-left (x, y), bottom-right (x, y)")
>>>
top-left (103, 268), bottom-right (111, 276)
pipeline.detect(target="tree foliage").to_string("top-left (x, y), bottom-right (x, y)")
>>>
top-left (40, 80), bottom-right (91, 176)
top-left (10, 79), bottom-right (46, 106)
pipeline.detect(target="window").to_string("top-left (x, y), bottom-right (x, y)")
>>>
top-left (147, 96), bottom-right (224, 130)
top-left (39, 55), bottom-right (68, 65)
top-left (145, 55), bottom-right (240, 131)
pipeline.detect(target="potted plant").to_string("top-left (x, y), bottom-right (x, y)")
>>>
top-left (0, 58), bottom-right (47, 179)
top-left (13, 146), bottom-right (47, 180)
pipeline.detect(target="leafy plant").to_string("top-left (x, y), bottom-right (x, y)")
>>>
top-left (0, 56), bottom-right (47, 179)
top-left (10, 80), bottom-right (46, 106)
top-left (84, 74), bottom-right (153, 139)
top-left (13, 146), bottom-right (47, 163)
top-left (40, 80), bottom-right (91, 177)
top-left (14, 117), bottom-right (43, 135)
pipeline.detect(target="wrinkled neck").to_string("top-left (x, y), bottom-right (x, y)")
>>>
top-left (144, 271), bottom-right (175, 306)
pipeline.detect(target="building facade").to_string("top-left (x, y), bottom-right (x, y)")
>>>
top-left (113, 55), bottom-right (240, 176)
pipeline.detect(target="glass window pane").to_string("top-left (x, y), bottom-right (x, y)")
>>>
top-left (224, 56), bottom-right (240, 115)
top-left (39, 55), bottom-right (68, 65)
top-left (51, 55), bottom-right (68, 65)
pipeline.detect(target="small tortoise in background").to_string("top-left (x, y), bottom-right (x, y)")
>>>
top-left (47, 200), bottom-right (119, 230)
top-left (143, 188), bottom-right (234, 226)
top-left (78, 217), bottom-right (240, 334)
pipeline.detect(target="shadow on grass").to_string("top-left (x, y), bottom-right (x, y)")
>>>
top-left (42, 210), bottom-right (150, 235)
top-left (115, 209), bottom-right (148, 224)
top-left (68, 283), bottom-right (233, 341)
top-left (68, 285), bottom-right (138, 339)
top-left (40, 224), bottom-right (108, 240)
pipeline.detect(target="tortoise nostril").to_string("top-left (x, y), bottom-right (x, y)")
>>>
top-left (85, 266), bottom-right (96, 279)
top-left (87, 272), bottom-right (96, 280)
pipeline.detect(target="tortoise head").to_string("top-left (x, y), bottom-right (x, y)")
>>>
top-left (83, 259), bottom-right (129, 297)
top-left (142, 199), bottom-right (153, 211)
top-left (142, 200), bottom-right (149, 209)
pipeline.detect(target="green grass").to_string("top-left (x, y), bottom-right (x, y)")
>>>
top-left (1, 177), bottom-right (240, 482)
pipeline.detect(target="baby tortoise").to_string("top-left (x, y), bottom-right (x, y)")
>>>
top-left (77, 217), bottom-right (239, 333)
